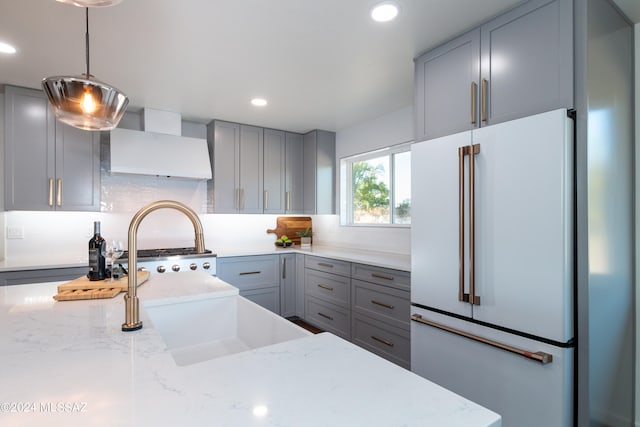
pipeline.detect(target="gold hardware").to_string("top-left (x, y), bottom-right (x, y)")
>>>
top-left (239, 271), bottom-right (261, 276)
top-left (241, 189), bottom-right (245, 210)
top-left (371, 273), bottom-right (394, 281)
top-left (123, 200), bottom-right (206, 332)
top-left (318, 262), bottom-right (334, 268)
top-left (458, 147), bottom-right (469, 303)
top-left (56, 178), bottom-right (62, 207)
top-left (469, 144), bottom-right (480, 305)
top-left (286, 191), bottom-right (291, 211)
top-left (318, 312), bottom-right (333, 321)
top-left (264, 190), bottom-right (269, 210)
top-left (48, 178), bottom-right (54, 207)
top-left (235, 189), bottom-right (240, 210)
top-left (471, 81), bottom-right (477, 124)
top-left (481, 79), bottom-right (488, 122)
top-left (282, 257), bottom-right (286, 279)
top-left (411, 314), bottom-right (553, 364)
top-left (371, 300), bottom-right (394, 310)
top-left (318, 284), bottom-right (334, 291)
top-left (371, 335), bottom-right (394, 347)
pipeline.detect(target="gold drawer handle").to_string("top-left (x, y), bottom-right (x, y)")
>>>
top-left (239, 271), bottom-right (261, 276)
top-left (318, 312), bottom-right (333, 321)
top-left (371, 273), bottom-right (394, 281)
top-left (371, 300), bottom-right (394, 310)
top-left (371, 335), bottom-right (394, 347)
top-left (318, 262), bottom-right (334, 268)
top-left (317, 284), bottom-right (334, 291)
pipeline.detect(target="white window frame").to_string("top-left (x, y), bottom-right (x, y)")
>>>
top-left (340, 142), bottom-right (412, 227)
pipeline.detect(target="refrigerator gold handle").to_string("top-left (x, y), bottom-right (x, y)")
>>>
top-left (471, 81), bottom-right (477, 125)
top-left (458, 147), bottom-right (469, 303)
top-left (469, 144), bottom-right (480, 305)
top-left (411, 314), bottom-right (553, 364)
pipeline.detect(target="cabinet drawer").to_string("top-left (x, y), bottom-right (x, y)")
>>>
top-left (352, 313), bottom-right (410, 369)
top-left (305, 269), bottom-right (350, 307)
top-left (351, 263), bottom-right (410, 291)
top-left (305, 255), bottom-right (350, 277)
top-left (216, 255), bottom-right (279, 291)
top-left (352, 279), bottom-right (410, 330)
top-left (305, 296), bottom-right (350, 340)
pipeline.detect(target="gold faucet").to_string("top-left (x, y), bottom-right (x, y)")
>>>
top-left (122, 200), bottom-right (206, 332)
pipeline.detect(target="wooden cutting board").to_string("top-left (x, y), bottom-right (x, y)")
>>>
top-left (53, 270), bottom-right (150, 301)
top-left (266, 216), bottom-right (312, 245)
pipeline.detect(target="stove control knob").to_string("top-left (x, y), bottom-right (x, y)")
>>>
top-left (172, 264), bottom-right (181, 272)
top-left (203, 262), bottom-right (211, 270)
top-left (190, 263), bottom-right (197, 271)
top-left (157, 265), bottom-right (166, 273)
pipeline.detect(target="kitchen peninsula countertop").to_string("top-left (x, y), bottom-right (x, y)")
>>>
top-left (0, 271), bottom-right (499, 427)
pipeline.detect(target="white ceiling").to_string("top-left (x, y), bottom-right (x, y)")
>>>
top-left (0, 0), bottom-right (637, 133)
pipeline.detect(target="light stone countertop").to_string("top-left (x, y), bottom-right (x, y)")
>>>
top-left (0, 271), bottom-right (500, 427)
top-left (0, 245), bottom-right (410, 273)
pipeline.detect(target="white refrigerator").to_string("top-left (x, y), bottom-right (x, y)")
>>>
top-left (410, 109), bottom-right (574, 426)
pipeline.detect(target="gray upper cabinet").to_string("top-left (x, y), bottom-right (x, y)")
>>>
top-left (414, 0), bottom-right (573, 141)
top-left (209, 121), bottom-right (263, 213)
top-left (414, 29), bottom-right (480, 141)
top-left (303, 130), bottom-right (336, 214)
top-left (4, 85), bottom-right (100, 211)
top-left (263, 129), bottom-right (285, 214)
top-left (284, 132), bottom-right (304, 213)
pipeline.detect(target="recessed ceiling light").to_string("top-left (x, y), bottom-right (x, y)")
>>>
top-left (251, 98), bottom-right (268, 107)
top-left (0, 42), bottom-right (17, 54)
top-left (371, 2), bottom-right (399, 22)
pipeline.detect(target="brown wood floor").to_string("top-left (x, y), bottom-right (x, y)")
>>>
top-left (287, 317), bottom-right (323, 334)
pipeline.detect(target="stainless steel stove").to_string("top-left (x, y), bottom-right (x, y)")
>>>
top-left (120, 247), bottom-right (217, 275)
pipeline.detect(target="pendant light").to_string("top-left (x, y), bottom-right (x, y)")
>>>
top-left (42, 6), bottom-right (128, 131)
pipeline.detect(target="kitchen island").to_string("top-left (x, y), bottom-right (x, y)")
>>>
top-left (0, 271), bottom-right (500, 426)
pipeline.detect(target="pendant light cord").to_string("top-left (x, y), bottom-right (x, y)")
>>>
top-left (85, 7), bottom-right (90, 78)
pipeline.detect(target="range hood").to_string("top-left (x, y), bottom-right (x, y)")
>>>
top-left (110, 109), bottom-right (212, 180)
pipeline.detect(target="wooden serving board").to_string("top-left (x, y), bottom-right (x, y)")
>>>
top-left (266, 216), bottom-right (312, 245)
top-left (54, 270), bottom-right (150, 301)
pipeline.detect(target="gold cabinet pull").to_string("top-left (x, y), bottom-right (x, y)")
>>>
top-left (264, 190), bottom-right (269, 210)
top-left (469, 144), bottom-right (480, 305)
top-left (318, 262), bottom-right (334, 268)
top-left (371, 300), bottom-right (394, 310)
top-left (48, 178), bottom-right (54, 207)
top-left (317, 284), bottom-right (334, 291)
top-left (471, 81), bottom-right (478, 124)
top-left (458, 147), bottom-right (469, 303)
top-left (241, 189), bottom-right (245, 210)
top-left (481, 78), bottom-right (488, 122)
top-left (282, 257), bottom-right (286, 279)
top-left (411, 314), bottom-right (553, 364)
top-left (371, 335), bottom-right (394, 347)
top-left (235, 189), bottom-right (240, 210)
top-left (239, 271), bottom-right (261, 276)
top-left (371, 272), bottom-right (394, 281)
top-left (286, 191), bottom-right (291, 211)
top-left (56, 178), bottom-right (62, 207)
top-left (318, 312), bottom-right (333, 321)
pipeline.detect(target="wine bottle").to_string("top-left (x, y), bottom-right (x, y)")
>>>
top-left (88, 221), bottom-right (106, 281)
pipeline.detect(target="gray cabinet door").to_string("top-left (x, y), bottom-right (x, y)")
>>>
top-left (414, 29), bottom-right (480, 141)
top-left (211, 121), bottom-right (240, 213)
top-left (284, 132), bottom-right (303, 213)
top-left (303, 130), bottom-right (335, 214)
top-left (239, 124), bottom-right (263, 213)
top-left (280, 253), bottom-right (296, 318)
top-left (303, 131), bottom-right (317, 214)
top-left (480, 0), bottom-right (573, 126)
top-left (263, 129), bottom-right (285, 214)
top-left (55, 122), bottom-right (101, 211)
top-left (4, 85), bottom-right (100, 211)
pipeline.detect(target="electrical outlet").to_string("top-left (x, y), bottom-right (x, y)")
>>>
top-left (7, 226), bottom-right (24, 239)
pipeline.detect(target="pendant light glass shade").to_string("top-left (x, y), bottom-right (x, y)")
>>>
top-left (42, 6), bottom-right (128, 131)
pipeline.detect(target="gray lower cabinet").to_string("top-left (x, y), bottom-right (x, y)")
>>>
top-left (0, 267), bottom-right (88, 286)
top-left (4, 85), bottom-right (101, 211)
top-left (303, 130), bottom-right (336, 214)
top-left (414, 0), bottom-right (573, 141)
top-left (279, 253), bottom-right (297, 318)
top-left (208, 121), bottom-right (263, 213)
top-left (263, 129), bottom-right (285, 214)
top-left (284, 132), bottom-right (304, 213)
top-left (216, 255), bottom-right (280, 314)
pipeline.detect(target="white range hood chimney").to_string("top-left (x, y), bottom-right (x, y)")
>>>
top-left (109, 109), bottom-right (212, 180)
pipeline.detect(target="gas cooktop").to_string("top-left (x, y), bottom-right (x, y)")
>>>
top-left (121, 247), bottom-right (214, 259)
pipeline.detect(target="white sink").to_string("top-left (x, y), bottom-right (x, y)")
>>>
top-left (143, 294), bottom-right (312, 366)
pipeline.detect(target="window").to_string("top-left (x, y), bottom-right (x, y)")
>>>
top-left (340, 144), bottom-right (411, 226)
